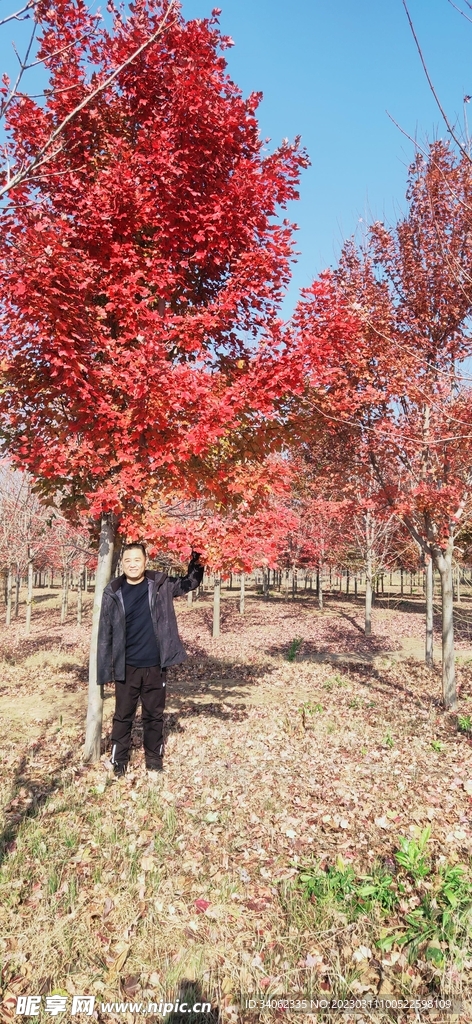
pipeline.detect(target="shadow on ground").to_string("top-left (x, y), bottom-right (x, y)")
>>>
top-left (0, 733), bottom-right (78, 867)
top-left (163, 981), bottom-right (219, 1024)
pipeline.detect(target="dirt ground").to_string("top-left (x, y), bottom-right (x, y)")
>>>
top-left (1, 588), bottom-right (472, 1023)
top-left (1, 586), bottom-right (472, 735)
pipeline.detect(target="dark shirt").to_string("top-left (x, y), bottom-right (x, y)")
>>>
top-left (121, 578), bottom-right (160, 667)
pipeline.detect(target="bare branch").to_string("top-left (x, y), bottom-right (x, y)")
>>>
top-left (447, 0), bottom-right (472, 24)
top-left (0, 18), bottom-right (37, 121)
top-left (0, 1), bottom-right (34, 27)
top-left (402, 0), bottom-right (472, 162)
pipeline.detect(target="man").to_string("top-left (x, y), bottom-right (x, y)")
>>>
top-left (97, 543), bottom-right (204, 777)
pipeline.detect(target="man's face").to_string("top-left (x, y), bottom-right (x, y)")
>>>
top-left (122, 548), bottom-right (146, 581)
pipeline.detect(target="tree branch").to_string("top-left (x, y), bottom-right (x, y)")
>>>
top-left (402, 0), bottom-right (472, 162)
top-left (0, 1), bottom-right (34, 27)
top-left (448, 0), bottom-right (472, 24)
top-left (0, 0), bottom-right (178, 198)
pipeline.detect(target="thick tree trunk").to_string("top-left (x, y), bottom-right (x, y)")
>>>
top-left (212, 573), bottom-right (221, 638)
top-left (437, 553), bottom-right (457, 710)
top-left (425, 557), bottom-right (434, 668)
top-left (25, 550), bottom-right (33, 635)
top-left (239, 573), bottom-right (245, 615)
top-left (83, 513), bottom-right (118, 763)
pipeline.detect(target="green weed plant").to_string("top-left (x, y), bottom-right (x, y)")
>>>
top-left (287, 637), bottom-right (304, 661)
top-left (297, 827), bottom-right (472, 968)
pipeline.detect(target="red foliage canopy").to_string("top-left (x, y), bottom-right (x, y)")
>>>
top-left (0, 0), bottom-right (307, 529)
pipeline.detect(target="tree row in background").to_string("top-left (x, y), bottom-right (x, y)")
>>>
top-left (2, 1), bottom-right (472, 757)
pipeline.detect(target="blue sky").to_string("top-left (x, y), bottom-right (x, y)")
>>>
top-left (3, 0), bottom-right (472, 316)
top-left (181, 0), bottom-right (472, 314)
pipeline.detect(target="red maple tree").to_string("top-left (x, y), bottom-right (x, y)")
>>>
top-left (0, 0), bottom-right (307, 757)
top-left (288, 143), bottom-right (472, 709)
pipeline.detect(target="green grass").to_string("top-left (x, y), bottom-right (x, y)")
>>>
top-left (394, 826), bottom-right (431, 881)
top-left (298, 859), bottom-right (399, 918)
top-left (379, 863), bottom-right (472, 966)
top-left (286, 637), bottom-right (304, 662)
top-left (294, 829), bottom-right (472, 970)
top-left (431, 739), bottom-right (444, 752)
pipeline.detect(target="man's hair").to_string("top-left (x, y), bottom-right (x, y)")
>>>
top-left (122, 542), bottom-right (147, 558)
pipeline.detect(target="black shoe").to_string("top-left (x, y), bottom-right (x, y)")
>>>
top-left (146, 759), bottom-right (164, 773)
top-left (113, 761), bottom-right (127, 778)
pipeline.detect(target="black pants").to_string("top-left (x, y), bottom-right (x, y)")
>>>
top-left (110, 664), bottom-right (167, 767)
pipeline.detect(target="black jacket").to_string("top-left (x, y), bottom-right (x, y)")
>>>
top-left (96, 556), bottom-right (204, 685)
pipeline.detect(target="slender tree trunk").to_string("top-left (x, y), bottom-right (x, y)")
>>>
top-left (187, 587), bottom-right (193, 605)
top-left (365, 513), bottom-right (373, 636)
top-left (60, 568), bottom-right (69, 624)
top-left (25, 548), bottom-right (33, 635)
top-left (436, 551), bottom-right (457, 710)
top-left (14, 569), bottom-right (20, 617)
top-left (5, 565), bottom-right (13, 626)
top-left (365, 572), bottom-right (372, 636)
top-left (400, 568), bottom-right (404, 596)
top-left (84, 513), bottom-right (118, 763)
top-left (318, 562), bottom-right (323, 611)
top-left (212, 573), bottom-right (221, 638)
top-left (425, 557), bottom-right (434, 668)
top-left (346, 569), bottom-right (350, 596)
top-left (112, 535), bottom-right (122, 577)
top-left (239, 573), bottom-right (245, 614)
top-left (77, 566), bottom-right (84, 625)
top-left (263, 567), bottom-right (269, 600)
top-left (354, 575), bottom-right (358, 599)
top-left (455, 565), bottom-right (461, 605)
